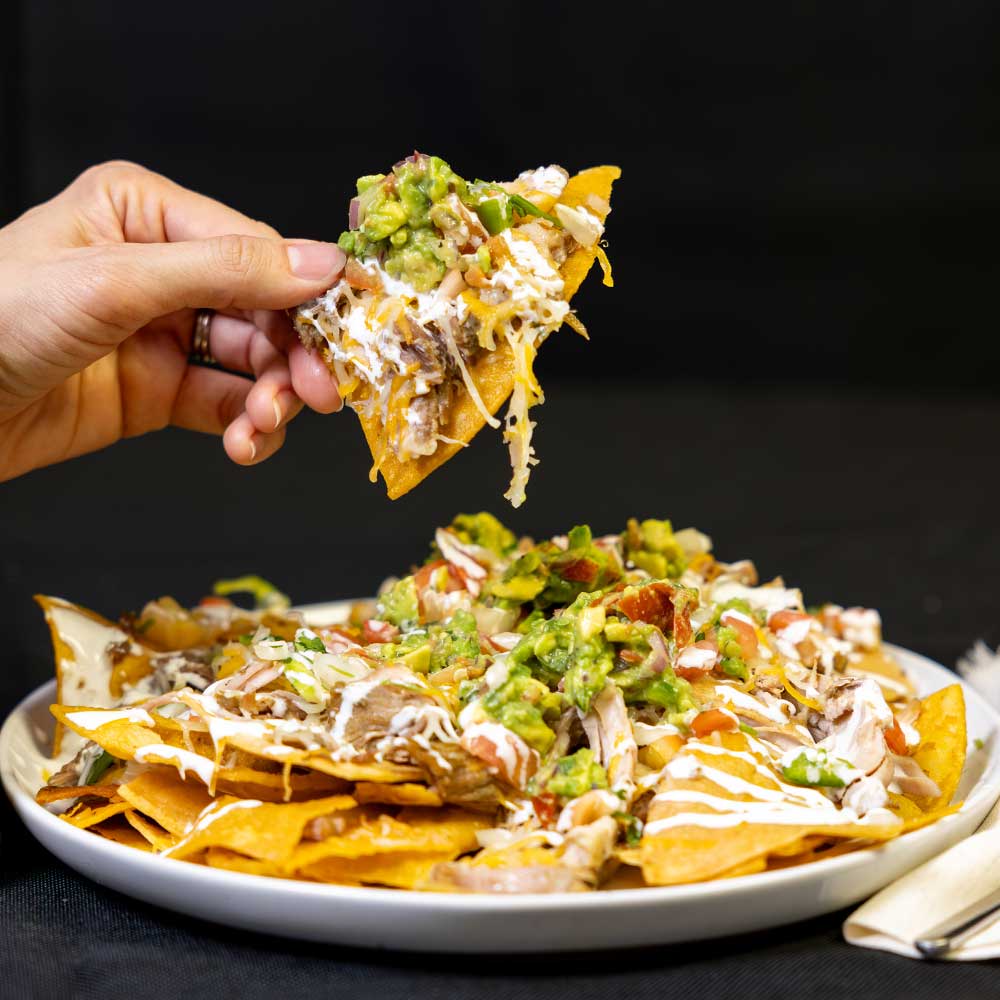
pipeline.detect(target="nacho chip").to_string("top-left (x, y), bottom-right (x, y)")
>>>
top-left (36, 783), bottom-right (120, 805)
top-left (51, 705), bottom-right (166, 760)
top-left (353, 782), bottom-right (443, 807)
top-left (847, 648), bottom-right (916, 702)
top-left (362, 165), bottom-right (620, 500)
top-left (60, 799), bottom-right (130, 829)
top-left (300, 851), bottom-right (453, 889)
top-left (124, 810), bottom-right (177, 851)
top-left (92, 817), bottom-right (156, 851)
top-left (911, 683), bottom-right (966, 809)
top-left (204, 848), bottom-right (286, 878)
top-left (37, 597), bottom-right (132, 754)
top-left (285, 807), bottom-right (488, 871)
top-left (117, 768), bottom-right (215, 837)
top-left (640, 733), bottom-right (905, 886)
top-left (166, 794), bottom-right (357, 864)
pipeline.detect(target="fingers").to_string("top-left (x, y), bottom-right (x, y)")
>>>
top-left (170, 365), bottom-right (286, 465)
top-left (66, 160), bottom-right (283, 245)
top-left (58, 236), bottom-right (345, 346)
top-left (244, 355), bottom-right (305, 434)
top-left (170, 364), bottom-right (252, 437)
top-left (288, 341), bottom-right (343, 413)
top-left (222, 412), bottom-right (286, 466)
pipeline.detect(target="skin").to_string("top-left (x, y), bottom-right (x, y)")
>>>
top-left (0, 160), bottom-right (345, 482)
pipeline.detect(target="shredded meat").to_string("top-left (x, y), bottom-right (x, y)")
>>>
top-left (406, 742), bottom-right (502, 812)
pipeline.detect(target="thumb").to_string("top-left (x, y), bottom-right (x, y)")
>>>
top-left (64, 235), bottom-right (345, 338)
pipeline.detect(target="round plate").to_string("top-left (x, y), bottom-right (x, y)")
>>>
top-left (3, 632), bottom-right (999, 953)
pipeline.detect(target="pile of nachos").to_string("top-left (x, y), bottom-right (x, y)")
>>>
top-left (36, 514), bottom-right (967, 891)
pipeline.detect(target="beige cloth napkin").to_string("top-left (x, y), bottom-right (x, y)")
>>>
top-left (844, 798), bottom-right (1000, 959)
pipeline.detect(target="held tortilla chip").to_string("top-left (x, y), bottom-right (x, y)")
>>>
top-left (361, 165), bottom-right (621, 500)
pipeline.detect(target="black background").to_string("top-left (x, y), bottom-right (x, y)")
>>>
top-left (3, 3), bottom-right (1000, 993)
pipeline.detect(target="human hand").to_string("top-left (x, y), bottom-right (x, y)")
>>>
top-left (0, 160), bottom-right (345, 482)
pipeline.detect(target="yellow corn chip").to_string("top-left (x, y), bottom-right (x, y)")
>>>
top-left (166, 795), bottom-right (357, 864)
top-left (50, 705), bottom-right (171, 760)
top-left (362, 165), bottom-right (620, 500)
top-left (124, 810), bottom-right (177, 851)
top-left (36, 783), bottom-right (120, 805)
top-left (118, 768), bottom-right (214, 837)
top-left (92, 817), bottom-right (156, 851)
top-left (353, 782), bottom-right (443, 807)
top-left (911, 683), bottom-right (966, 809)
top-left (640, 734), bottom-right (905, 886)
top-left (285, 807), bottom-right (488, 871)
top-left (204, 848), bottom-right (286, 878)
top-left (300, 851), bottom-right (453, 889)
top-left (60, 799), bottom-right (130, 829)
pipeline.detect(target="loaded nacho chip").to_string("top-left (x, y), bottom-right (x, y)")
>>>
top-left (292, 157), bottom-right (619, 506)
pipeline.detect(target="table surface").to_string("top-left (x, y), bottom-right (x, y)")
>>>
top-left (3, 382), bottom-right (1000, 996)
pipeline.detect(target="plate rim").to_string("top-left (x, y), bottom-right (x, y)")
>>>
top-left (4, 642), bottom-right (1000, 913)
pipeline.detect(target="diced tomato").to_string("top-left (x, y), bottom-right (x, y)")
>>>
top-left (363, 619), bottom-right (399, 644)
top-left (615, 582), bottom-right (694, 643)
top-left (690, 709), bottom-right (738, 739)
top-left (768, 610), bottom-right (811, 632)
top-left (198, 596), bottom-right (232, 608)
top-left (559, 557), bottom-right (600, 583)
top-left (675, 668), bottom-right (706, 681)
top-left (720, 611), bottom-right (759, 657)
top-left (532, 793), bottom-right (558, 825)
top-left (618, 648), bottom-right (644, 665)
top-left (414, 559), bottom-right (464, 593)
top-left (885, 718), bottom-right (908, 755)
top-left (345, 257), bottom-right (382, 291)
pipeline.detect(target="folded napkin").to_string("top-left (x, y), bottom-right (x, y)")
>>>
top-left (844, 798), bottom-right (1000, 959)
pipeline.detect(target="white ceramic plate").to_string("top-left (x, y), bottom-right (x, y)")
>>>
top-left (3, 609), bottom-right (999, 953)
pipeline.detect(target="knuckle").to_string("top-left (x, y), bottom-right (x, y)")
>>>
top-left (74, 159), bottom-right (148, 190)
top-left (212, 233), bottom-right (267, 280)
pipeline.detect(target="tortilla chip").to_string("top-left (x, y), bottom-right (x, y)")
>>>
top-left (364, 165), bottom-right (620, 500)
top-left (203, 848), bottom-right (286, 878)
top-left (285, 807), bottom-right (488, 871)
top-left (36, 783), bottom-right (120, 805)
top-left (124, 810), bottom-right (177, 851)
top-left (166, 795), bottom-right (357, 864)
top-left (36, 596), bottom-right (127, 755)
top-left (118, 768), bottom-right (215, 837)
top-left (92, 817), bottom-right (156, 851)
top-left (299, 755), bottom-right (424, 784)
top-left (353, 782), bottom-right (443, 807)
top-left (60, 799), bottom-right (130, 829)
top-left (847, 648), bottom-right (916, 701)
top-left (911, 683), bottom-right (967, 809)
top-left (300, 851), bottom-right (453, 889)
top-left (640, 733), bottom-right (905, 886)
top-left (212, 766), bottom-right (348, 803)
top-left (50, 705), bottom-right (167, 761)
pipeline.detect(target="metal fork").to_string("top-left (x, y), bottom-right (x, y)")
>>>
top-left (914, 886), bottom-right (1000, 958)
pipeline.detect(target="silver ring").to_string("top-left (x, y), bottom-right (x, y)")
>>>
top-left (189, 309), bottom-right (216, 365)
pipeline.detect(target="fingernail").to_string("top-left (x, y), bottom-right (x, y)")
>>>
top-left (247, 438), bottom-right (257, 463)
top-left (287, 242), bottom-right (345, 280)
top-left (272, 398), bottom-right (283, 431)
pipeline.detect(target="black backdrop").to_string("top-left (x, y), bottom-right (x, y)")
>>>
top-left (3, 4), bottom-right (1000, 706)
top-left (5, 1), bottom-right (1000, 387)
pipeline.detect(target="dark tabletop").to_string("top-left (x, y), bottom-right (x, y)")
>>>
top-left (3, 382), bottom-right (1000, 999)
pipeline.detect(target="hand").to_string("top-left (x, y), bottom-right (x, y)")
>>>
top-left (0, 160), bottom-right (345, 482)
